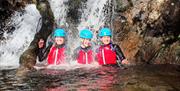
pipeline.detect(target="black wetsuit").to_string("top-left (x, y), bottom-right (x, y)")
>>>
top-left (37, 43), bottom-right (52, 62)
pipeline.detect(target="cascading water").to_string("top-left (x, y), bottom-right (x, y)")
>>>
top-left (77, 0), bottom-right (113, 46)
top-left (0, 0), bottom-right (113, 69)
top-left (45, 0), bottom-right (114, 69)
top-left (48, 0), bottom-right (69, 26)
top-left (0, 4), bottom-right (41, 69)
top-left (78, 0), bottom-right (113, 34)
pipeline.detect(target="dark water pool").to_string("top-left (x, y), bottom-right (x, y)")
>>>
top-left (1, 64), bottom-right (180, 91)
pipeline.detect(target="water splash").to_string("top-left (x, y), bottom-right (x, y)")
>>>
top-left (78, 0), bottom-right (112, 31)
top-left (0, 4), bottom-right (41, 68)
top-left (0, 0), bottom-right (114, 69)
top-left (43, 63), bottom-right (100, 70)
top-left (44, 0), bottom-right (114, 69)
top-left (48, 0), bottom-right (69, 27)
top-left (77, 0), bottom-right (113, 44)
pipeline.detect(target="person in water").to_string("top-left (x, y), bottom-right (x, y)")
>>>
top-left (37, 38), bottom-right (46, 62)
top-left (37, 37), bottom-right (53, 63)
top-left (96, 27), bottom-right (128, 66)
top-left (73, 29), bottom-right (94, 64)
top-left (47, 28), bottom-right (67, 65)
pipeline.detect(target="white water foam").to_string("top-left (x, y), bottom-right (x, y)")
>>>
top-left (35, 62), bottom-right (100, 71)
top-left (78, 0), bottom-right (111, 31)
top-left (48, 0), bottom-right (69, 26)
top-left (0, 0), bottom-right (113, 70)
top-left (0, 4), bottom-right (41, 68)
top-left (41, 0), bottom-right (112, 70)
top-left (77, 0), bottom-right (112, 45)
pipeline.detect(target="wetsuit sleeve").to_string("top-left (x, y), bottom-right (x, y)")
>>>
top-left (113, 44), bottom-right (126, 61)
top-left (37, 48), bottom-right (44, 62)
top-left (37, 43), bottom-right (53, 62)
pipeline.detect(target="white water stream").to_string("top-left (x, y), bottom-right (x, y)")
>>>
top-left (0, 0), bottom-right (113, 69)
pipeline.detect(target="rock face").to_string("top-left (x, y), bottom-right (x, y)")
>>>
top-left (114, 0), bottom-right (180, 64)
top-left (0, 0), bottom-right (26, 40)
top-left (0, 0), bottom-right (37, 40)
top-left (66, 0), bottom-right (87, 23)
top-left (19, 0), bottom-right (54, 70)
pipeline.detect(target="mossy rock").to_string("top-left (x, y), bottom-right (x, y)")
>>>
top-left (19, 46), bottom-right (38, 70)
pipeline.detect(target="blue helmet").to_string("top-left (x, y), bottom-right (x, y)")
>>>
top-left (54, 28), bottom-right (66, 37)
top-left (99, 28), bottom-right (112, 37)
top-left (79, 29), bottom-right (93, 39)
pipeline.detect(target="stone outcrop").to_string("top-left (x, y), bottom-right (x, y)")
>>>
top-left (19, 0), bottom-right (54, 70)
top-left (114, 0), bottom-right (180, 64)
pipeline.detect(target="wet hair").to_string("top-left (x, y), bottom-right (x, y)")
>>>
top-left (38, 37), bottom-right (46, 43)
top-left (37, 37), bottom-right (46, 48)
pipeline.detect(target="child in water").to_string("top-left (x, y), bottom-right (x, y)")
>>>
top-left (37, 38), bottom-right (47, 62)
top-left (47, 28), bottom-right (67, 65)
top-left (96, 28), bottom-right (128, 66)
top-left (73, 29), bottom-right (94, 64)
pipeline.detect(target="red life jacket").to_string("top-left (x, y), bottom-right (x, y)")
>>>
top-left (96, 44), bottom-right (117, 65)
top-left (47, 45), bottom-right (66, 65)
top-left (77, 49), bottom-right (93, 64)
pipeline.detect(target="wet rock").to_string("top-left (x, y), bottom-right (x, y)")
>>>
top-left (0, 0), bottom-right (37, 39)
top-left (114, 0), bottom-right (180, 64)
top-left (175, 46), bottom-right (180, 57)
top-left (66, 0), bottom-right (87, 23)
top-left (154, 42), bottom-right (180, 64)
top-left (115, 0), bottom-right (133, 12)
top-left (19, 0), bottom-right (54, 69)
top-left (0, 1), bottom-right (20, 39)
top-left (19, 46), bottom-right (38, 70)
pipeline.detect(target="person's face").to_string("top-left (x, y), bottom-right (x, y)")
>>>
top-left (101, 36), bottom-right (111, 45)
top-left (81, 38), bottom-right (91, 48)
top-left (55, 37), bottom-right (65, 45)
top-left (38, 39), bottom-right (45, 48)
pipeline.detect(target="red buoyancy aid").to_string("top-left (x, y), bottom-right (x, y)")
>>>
top-left (77, 49), bottom-right (93, 64)
top-left (47, 45), bottom-right (66, 65)
top-left (96, 44), bottom-right (117, 65)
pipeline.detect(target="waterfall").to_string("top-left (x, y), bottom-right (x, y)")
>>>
top-left (39, 0), bottom-right (114, 68)
top-left (0, 0), bottom-right (114, 69)
top-left (77, 0), bottom-right (113, 43)
top-left (0, 4), bottom-right (41, 68)
top-left (78, 0), bottom-right (112, 31)
top-left (48, 0), bottom-right (113, 47)
top-left (48, 0), bottom-right (69, 27)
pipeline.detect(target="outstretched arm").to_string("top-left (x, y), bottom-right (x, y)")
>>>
top-left (37, 43), bottom-right (53, 62)
top-left (113, 44), bottom-right (129, 65)
top-left (114, 44), bottom-right (126, 61)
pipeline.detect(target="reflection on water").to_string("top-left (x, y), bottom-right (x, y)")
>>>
top-left (1, 64), bottom-right (180, 91)
top-left (0, 65), bottom-right (120, 91)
